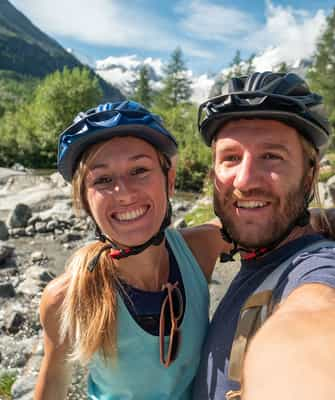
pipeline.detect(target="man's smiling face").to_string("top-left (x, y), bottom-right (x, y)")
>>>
top-left (212, 118), bottom-right (311, 249)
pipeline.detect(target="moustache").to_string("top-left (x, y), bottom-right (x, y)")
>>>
top-left (220, 189), bottom-right (276, 204)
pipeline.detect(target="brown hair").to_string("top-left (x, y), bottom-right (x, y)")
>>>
top-left (60, 144), bottom-right (121, 364)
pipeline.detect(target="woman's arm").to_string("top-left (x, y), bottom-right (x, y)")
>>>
top-left (34, 275), bottom-right (72, 400)
top-left (181, 219), bottom-right (231, 282)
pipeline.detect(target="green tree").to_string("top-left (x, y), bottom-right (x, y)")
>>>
top-left (210, 51), bottom-right (255, 97)
top-left (152, 103), bottom-right (211, 191)
top-left (0, 66), bottom-right (102, 168)
top-left (31, 66), bottom-right (102, 165)
top-left (308, 7), bottom-right (335, 147)
top-left (133, 65), bottom-right (152, 107)
top-left (156, 47), bottom-right (192, 108)
top-left (277, 62), bottom-right (289, 73)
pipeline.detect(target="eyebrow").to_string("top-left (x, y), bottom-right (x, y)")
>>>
top-left (90, 154), bottom-right (153, 171)
top-left (219, 142), bottom-right (290, 154)
top-left (261, 143), bottom-right (290, 155)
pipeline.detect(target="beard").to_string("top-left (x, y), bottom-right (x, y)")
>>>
top-left (214, 178), bottom-right (308, 250)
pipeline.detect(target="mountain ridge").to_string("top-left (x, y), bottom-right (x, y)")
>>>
top-left (0, 0), bottom-right (123, 100)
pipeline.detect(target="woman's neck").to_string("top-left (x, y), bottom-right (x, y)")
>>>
top-left (114, 241), bottom-right (170, 292)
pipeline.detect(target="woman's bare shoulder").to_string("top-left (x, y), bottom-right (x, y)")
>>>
top-left (39, 272), bottom-right (71, 324)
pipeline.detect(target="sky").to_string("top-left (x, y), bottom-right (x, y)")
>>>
top-left (9, 0), bottom-right (334, 75)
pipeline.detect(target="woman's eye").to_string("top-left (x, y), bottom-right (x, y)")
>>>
top-left (94, 176), bottom-right (113, 185)
top-left (223, 155), bottom-right (240, 163)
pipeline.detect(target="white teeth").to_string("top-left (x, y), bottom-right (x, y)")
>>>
top-left (115, 207), bottom-right (147, 221)
top-left (237, 201), bottom-right (267, 209)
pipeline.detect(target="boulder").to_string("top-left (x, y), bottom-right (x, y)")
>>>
top-left (0, 220), bottom-right (9, 240)
top-left (7, 204), bottom-right (32, 228)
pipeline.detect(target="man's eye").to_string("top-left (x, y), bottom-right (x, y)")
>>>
top-left (131, 167), bottom-right (149, 175)
top-left (263, 153), bottom-right (283, 160)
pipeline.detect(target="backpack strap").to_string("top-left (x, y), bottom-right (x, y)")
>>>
top-left (226, 239), bottom-right (335, 400)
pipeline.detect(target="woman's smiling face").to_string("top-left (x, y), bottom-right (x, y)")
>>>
top-left (84, 136), bottom-right (173, 247)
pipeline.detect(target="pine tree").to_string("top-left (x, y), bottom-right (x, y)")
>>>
top-left (308, 7), bottom-right (335, 144)
top-left (209, 51), bottom-right (255, 97)
top-left (133, 65), bottom-right (152, 108)
top-left (156, 47), bottom-right (192, 108)
top-left (277, 62), bottom-right (289, 73)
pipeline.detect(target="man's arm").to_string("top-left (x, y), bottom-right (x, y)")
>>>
top-left (242, 283), bottom-right (335, 400)
top-left (181, 220), bottom-right (232, 282)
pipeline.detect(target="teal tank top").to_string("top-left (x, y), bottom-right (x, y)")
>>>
top-left (87, 228), bottom-right (210, 400)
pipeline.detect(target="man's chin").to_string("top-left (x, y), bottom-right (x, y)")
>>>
top-left (229, 230), bottom-right (279, 250)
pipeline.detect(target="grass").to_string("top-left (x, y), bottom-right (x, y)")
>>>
top-left (184, 203), bottom-right (215, 226)
top-left (0, 372), bottom-right (16, 400)
top-left (319, 168), bottom-right (335, 183)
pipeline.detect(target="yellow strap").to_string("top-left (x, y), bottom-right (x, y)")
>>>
top-left (226, 389), bottom-right (242, 400)
top-left (242, 290), bottom-right (273, 310)
top-left (228, 290), bottom-right (274, 383)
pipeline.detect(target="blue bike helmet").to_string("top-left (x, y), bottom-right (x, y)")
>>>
top-left (198, 72), bottom-right (331, 157)
top-left (58, 100), bottom-right (178, 182)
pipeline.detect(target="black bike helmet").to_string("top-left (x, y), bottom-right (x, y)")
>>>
top-left (198, 72), bottom-right (331, 156)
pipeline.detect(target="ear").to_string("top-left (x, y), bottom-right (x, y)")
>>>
top-left (304, 163), bottom-right (316, 195)
top-left (209, 167), bottom-right (215, 182)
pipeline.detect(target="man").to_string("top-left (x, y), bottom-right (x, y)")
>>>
top-left (192, 71), bottom-right (335, 399)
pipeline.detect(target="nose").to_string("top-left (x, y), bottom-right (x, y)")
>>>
top-left (109, 177), bottom-right (137, 203)
top-left (233, 154), bottom-right (262, 192)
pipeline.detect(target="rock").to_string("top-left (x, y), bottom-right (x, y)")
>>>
top-left (31, 251), bottom-right (44, 263)
top-left (27, 215), bottom-right (41, 225)
top-left (4, 309), bottom-right (25, 334)
top-left (49, 171), bottom-right (68, 188)
top-left (7, 203), bottom-right (32, 228)
top-left (11, 163), bottom-right (27, 172)
top-left (0, 242), bottom-right (15, 263)
top-left (173, 218), bottom-right (187, 229)
top-left (46, 219), bottom-right (58, 232)
top-left (320, 156), bottom-right (331, 167)
top-left (0, 282), bottom-right (15, 298)
top-left (25, 225), bottom-right (35, 236)
top-left (0, 167), bottom-right (26, 185)
top-left (35, 221), bottom-right (47, 233)
top-left (60, 231), bottom-right (83, 243)
top-left (25, 266), bottom-right (55, 283)
top-left (16, 278), bottom-right (43, 296)
top-left (11, 227), bottom-right (27, 237)
top-left (38, 200), bottom-right (73, 221)
top-left (0, 220), bottom-right (9, 240)
top-left (327, 175), bottom-right (335, 205)
top-left (11, 374), bottom-right (37, 399)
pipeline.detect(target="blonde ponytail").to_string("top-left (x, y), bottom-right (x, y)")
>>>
top-left (60, 241), bottom-right (119, 364)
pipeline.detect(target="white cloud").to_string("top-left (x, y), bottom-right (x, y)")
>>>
top-left (178, 0), bottom-right (259, 41)
top-left (10, 0), bottom-right (212, 58)
top-left (178, 0), bottom-right (327, 69)
top-left (247, 1), bottom-right (327, 68)
top-left (9, 0), bottom-right (329, 73)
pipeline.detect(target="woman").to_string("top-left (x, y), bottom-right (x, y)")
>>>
top-left (34, 101), bottom-right (226, 400)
